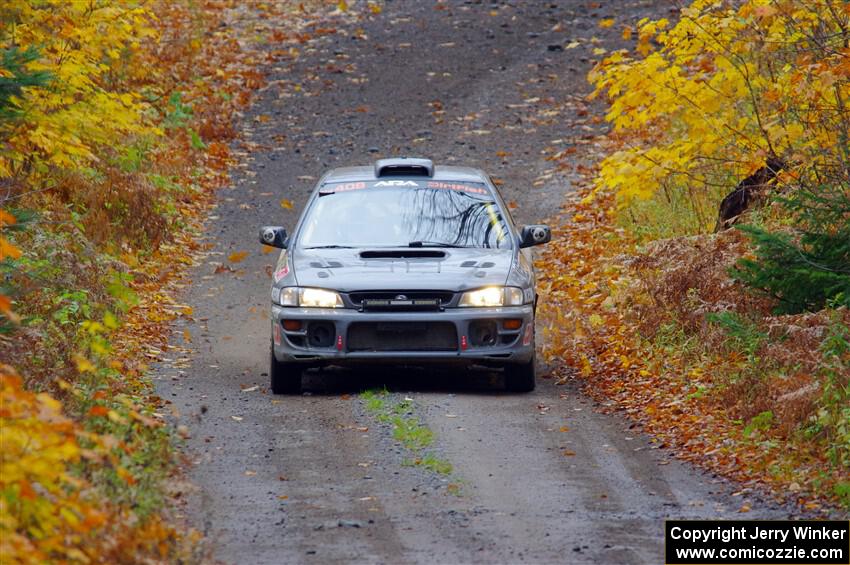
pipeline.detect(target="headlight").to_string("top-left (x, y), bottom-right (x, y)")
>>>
top-left (300, 288), bottom-right (343, 308)
top-left (279, 287), bottom-right (299, 306)
top-left (273, 287), bottom-right (343, 308)
top-left (459, 287), bottom-right (524, 307)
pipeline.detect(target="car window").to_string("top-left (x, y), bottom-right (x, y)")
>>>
top-left (298, 181), bottom-right (512, 249)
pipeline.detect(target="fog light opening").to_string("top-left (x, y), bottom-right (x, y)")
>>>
top-left (307, 322), bottom-right (335, 348)
top-left (470, 320), bottom-right (498, 346)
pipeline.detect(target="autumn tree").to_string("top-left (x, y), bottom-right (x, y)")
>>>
top-left (590, 0), bottom-right (849, 235)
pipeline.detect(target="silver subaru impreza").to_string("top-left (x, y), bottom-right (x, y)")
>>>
top-left (259, 158), bottom-right (551, 394)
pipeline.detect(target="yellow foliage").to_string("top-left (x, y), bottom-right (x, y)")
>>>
top-left (1, 366), bottom-right (103, 562)
top-left (0, 0), bottom-right (263, 559)
top-left (590, 0), bottom-right (850, 224)
top-left (1, 366), bottom-right (180, 562)
top-left (0, 1), bottom-right (157, 183)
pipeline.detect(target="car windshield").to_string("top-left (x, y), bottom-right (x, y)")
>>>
top-left (298, 181), bottom-right (513, 249)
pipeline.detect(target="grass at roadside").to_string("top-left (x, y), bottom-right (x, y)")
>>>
top-left (360, 389), bottom-right (456, 480)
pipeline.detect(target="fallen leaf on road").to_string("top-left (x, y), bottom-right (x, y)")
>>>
top-left (231, 416), bottom-right (243, 422)
top-left (228, 251), bottom-right (249, 263)
top-left (245, 470), bottom-right (256, 476)
top-left (241, 385), bottom-right (259, 392)
top-left (280, 199), bottom-right (294, 209)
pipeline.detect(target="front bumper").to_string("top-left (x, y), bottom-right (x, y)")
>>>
top-left (270, 304), bottom-right (535, 367)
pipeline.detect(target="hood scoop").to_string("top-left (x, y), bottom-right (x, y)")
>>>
top-left (360, 249), bottom-right (446, 259)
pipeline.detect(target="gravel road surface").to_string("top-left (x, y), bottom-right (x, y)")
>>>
top-left (156, 2), bottom-right (791, 563)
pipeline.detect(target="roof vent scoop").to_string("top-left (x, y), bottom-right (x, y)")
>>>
top-left (374, 157), bottom-right (434, 178)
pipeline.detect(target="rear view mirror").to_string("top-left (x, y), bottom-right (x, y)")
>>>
top-left (519, 225), bottom-right (551, 248)
top-left (259, 226), bottom-right (288, 249)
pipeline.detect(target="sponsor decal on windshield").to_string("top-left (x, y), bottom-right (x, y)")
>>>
top-left (321, 179), bottom-right (490, 196)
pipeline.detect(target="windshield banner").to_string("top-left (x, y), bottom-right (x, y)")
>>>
top-left (322, 179), bottom-right (490, 196)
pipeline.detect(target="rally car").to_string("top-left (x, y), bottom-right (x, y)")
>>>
top-left (259, 158), bottom-right (551, 394)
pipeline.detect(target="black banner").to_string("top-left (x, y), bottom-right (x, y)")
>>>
top-left (666, 520), bottom-right (849, 564)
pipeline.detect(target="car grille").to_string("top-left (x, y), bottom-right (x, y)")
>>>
top-left (347, 322), bottom-right (458, 352)
top-left (349, 290), bottom-right (454, 311)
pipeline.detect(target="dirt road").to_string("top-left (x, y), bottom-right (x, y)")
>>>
top-left (156, 2), bottom-right (791, 563)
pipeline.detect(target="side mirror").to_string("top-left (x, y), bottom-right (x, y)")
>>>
top-left (519, 225), bottom-right (551, 248)
top-left (259, 226), bottom-right (288, 249)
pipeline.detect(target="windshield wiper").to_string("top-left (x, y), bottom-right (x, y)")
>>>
top-left (408, 241), bottom-right (472, 248)
top-left (303, 245), bottom-right (355, 249)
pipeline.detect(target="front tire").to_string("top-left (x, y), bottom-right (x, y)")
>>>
top-left (270, 346), bottom-right (301, 394)
top-left (504, 358), bottom-right (536, 392)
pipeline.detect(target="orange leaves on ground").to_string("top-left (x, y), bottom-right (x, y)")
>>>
top-left (206, 141), bottom-right (231, 171)
top-left (280, 198), bottom-right (294, 210)
top-left (0, 233), bottom-right (21, 262)
top-left (228, 250), bottom-right (249, 263)
top-left (539, 166), bottom-right (848, 511)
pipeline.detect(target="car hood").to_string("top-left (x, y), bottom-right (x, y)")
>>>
top-left (291, 247), bottom-right (513, 292)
